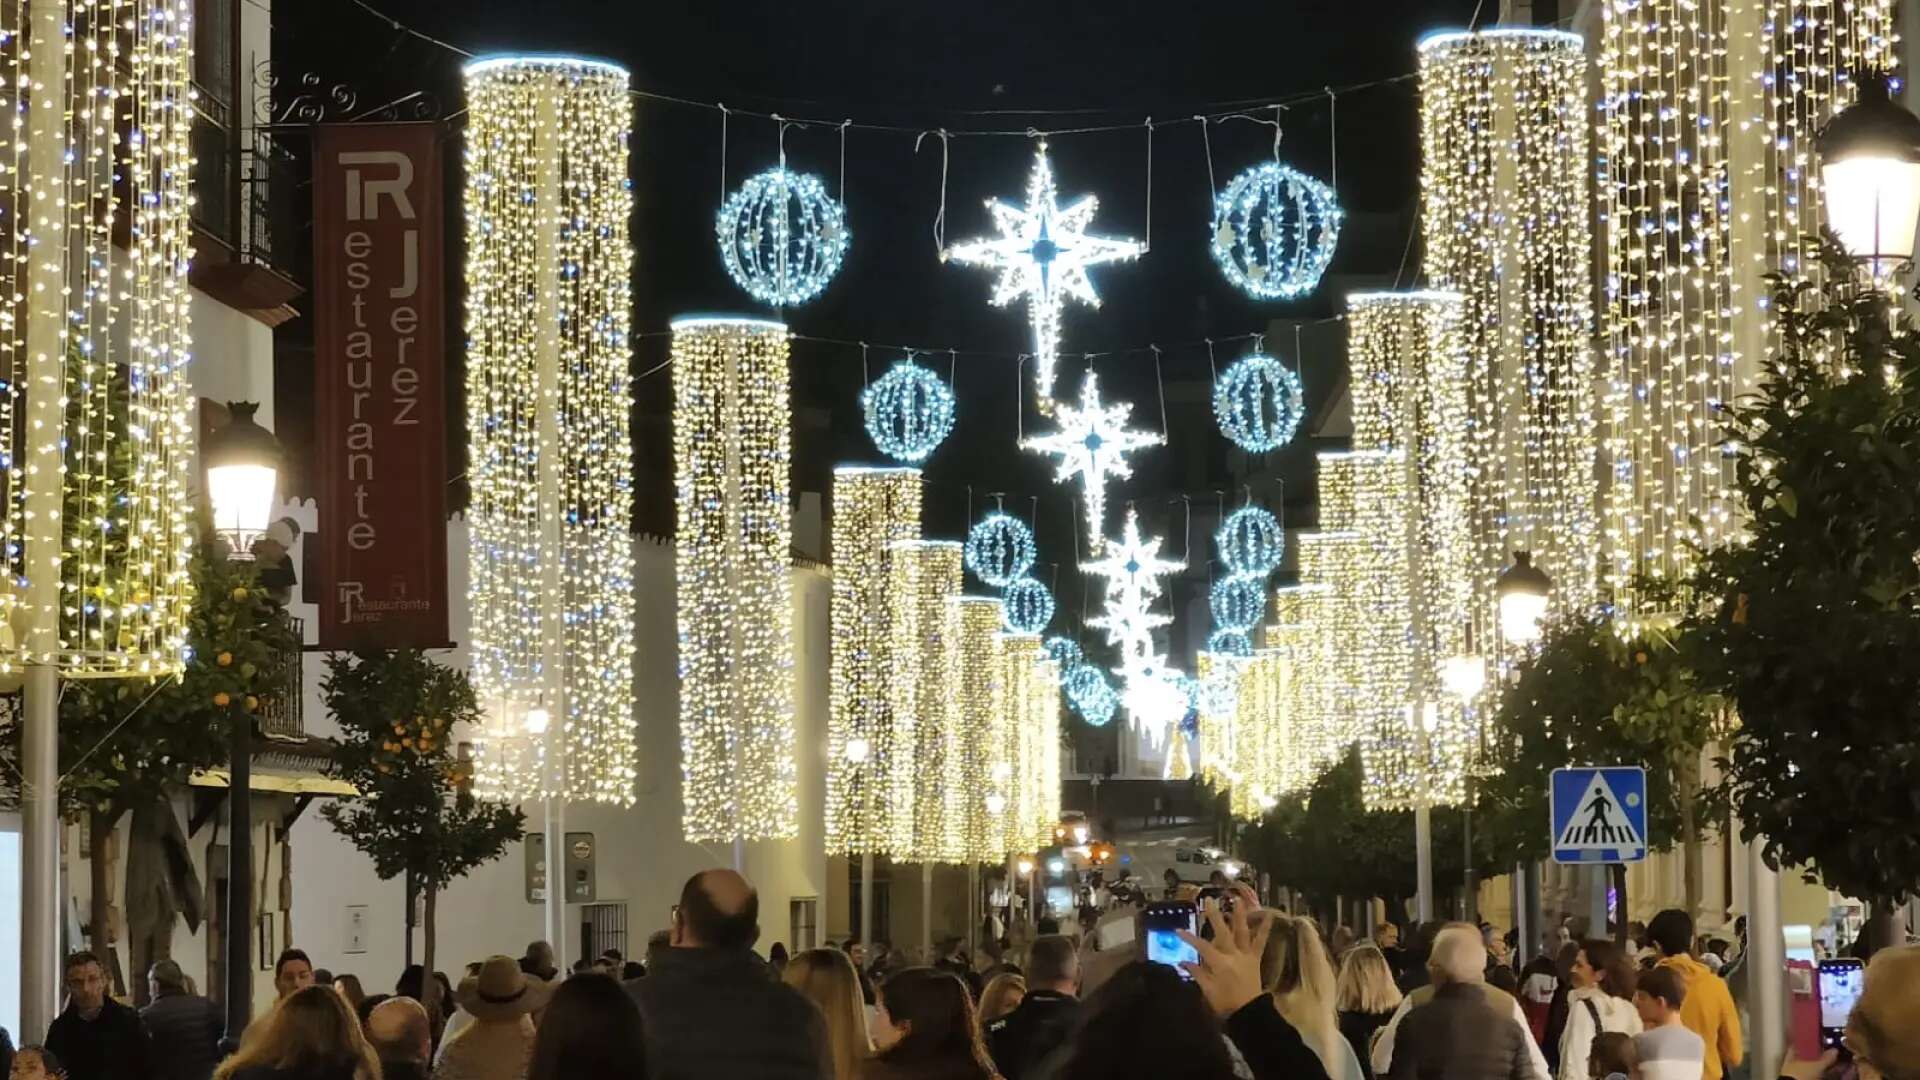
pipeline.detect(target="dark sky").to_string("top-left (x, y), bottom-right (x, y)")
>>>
top-left (279, 0), bottom-right (1480, 668)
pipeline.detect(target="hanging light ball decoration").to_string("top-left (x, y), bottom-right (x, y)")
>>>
top-left (1002, 576), bottom-right (1056, 634)
top-left (1064, 664), bottom-right (1118, 727)
top-left (1213, 353), bottom-right (1305, 453)
top-left (861, 361), bottom-right (956, 463)
top-left (1216, 505), bottom-right (1285, 575)
top-left (1205, 627), bottom-right (1254, 658)
top-left (716, 167), bottom-right (851, 306)
top-left (1209, 574), bottom-right (1266, 632)
top-left (964, 513), bottom-right (1038, 588)
top-left (1045, 636), bottom-right (1084, 668)
top-left (1209, 161), bottom-right (1343, 300)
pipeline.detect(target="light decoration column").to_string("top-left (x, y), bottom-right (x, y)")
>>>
top-left (1599, 0), bottom-right (1895, 612)
top-left (1418, 28), bottom-right (1597, 641)
top-left (890, 541), bottom-right (966, 865)
top-left (7, 0), bottom-right (198, 1035)
top-left (953, 597), bottom-right (1012, 862)
top-left (826, 466), bottom-right (923, 861)
top-left (669, 317), bottom-right (798, 844)
top-left (999, 634), bottom-right (1061, 855)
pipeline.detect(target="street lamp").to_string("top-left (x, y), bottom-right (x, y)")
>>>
top-left (203, 401), bottom-right (283, 1050)
top-left (1495, 551), bottom-right (1554, 646)
top-left (1816, 71), bottom-right (1920, 274)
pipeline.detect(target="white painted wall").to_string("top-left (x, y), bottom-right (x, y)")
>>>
top-left (289, 524), bottom-right (830, 979)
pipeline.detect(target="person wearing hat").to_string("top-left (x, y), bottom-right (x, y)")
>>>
top-left (432, 955), bottom-right (553, 1080)
top-left (1781, 944), bottom-right (1920, 1080)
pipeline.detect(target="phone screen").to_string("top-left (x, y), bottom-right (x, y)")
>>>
top-left (1143, 902), bottom-right (1199, 977)
top-left (1819, 959), bottom-right (1865, 1047)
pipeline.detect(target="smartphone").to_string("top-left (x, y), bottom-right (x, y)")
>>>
top-left (1143, 901), bottom-right (1199, 978)
top-left (1818, 958), bottom-right (1865, 1051)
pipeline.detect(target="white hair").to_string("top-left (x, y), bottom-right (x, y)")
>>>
top-left (1429, 925), bottom-right (1488, 985)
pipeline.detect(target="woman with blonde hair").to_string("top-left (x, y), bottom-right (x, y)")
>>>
top-left (213, 984), bottom-right (381, 1080)
top-left (783, 947), bottom-right (874, 1080)
top-left (1335, 943), bottom-right (1403, 1080)
top-left (1263, 913), bottom-right (1365, 1080)
top-left (977, 972), bottom-right (1027, 1024)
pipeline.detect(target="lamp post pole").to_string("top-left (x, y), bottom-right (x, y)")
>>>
top-left (222, 699), bottom-right (253, 1049)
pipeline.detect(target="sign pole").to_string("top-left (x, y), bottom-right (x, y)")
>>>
top-left (1747, 835), bottom-right (1785, 1073)
top-left (1414, 799), bottom-right (1434, 923)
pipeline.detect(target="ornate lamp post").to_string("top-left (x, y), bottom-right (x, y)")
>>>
top-left (1816, 71), bottom-right (1920, 274)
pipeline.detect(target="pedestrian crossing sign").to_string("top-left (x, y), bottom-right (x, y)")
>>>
top-left (1550, 767), bottom-right (1648, 864)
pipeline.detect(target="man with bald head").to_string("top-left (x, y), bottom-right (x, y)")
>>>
top-left (626, 869), bottom-right (831, 1079)
top-left (1371, 922), bottom-right (1552, 1080)
top-left (365, 996), bottom-right (431, 1080)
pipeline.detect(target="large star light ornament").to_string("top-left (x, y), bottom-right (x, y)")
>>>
top-left (1022, 371), bottom-right (1163, 549)
top-left (945, 142), bottom-right (1144, 407)
top-left (1083, 508), bottom-right (1183, 672)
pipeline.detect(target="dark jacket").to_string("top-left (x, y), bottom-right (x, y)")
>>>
top-left (1340, 1008), bottom-right (1396, 1080)
top-left (1226, 996), bottom-right (1335, 1080)
top-left (376, 1062), bottom-right (429, 1080)
top-left (141, 991), bottom-right (223, 1080)
top-left (625, 946), bottom-right (830, 1080)
top-left (224, 1065), bottom-right (360, 1080)
top-left (1384, 983), bottom-right (1532, 1080)
top-left (45, 996), bottom-right (152, 1080)
top-left (985, 989), bottom-right (1079, 1080)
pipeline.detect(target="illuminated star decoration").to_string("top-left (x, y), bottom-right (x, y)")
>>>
top-left (945, 142), bottom-right (1145, 407)
top-left (1021, 371), bottom-right (1164, 550)
top-left (1083, 507), bottom-right (1183, 674)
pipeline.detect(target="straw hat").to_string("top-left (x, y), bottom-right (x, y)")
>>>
top-left (454, 955), bottom-right (555, 1022)
top-left (1856, 945), bottom-right (1920, 1080)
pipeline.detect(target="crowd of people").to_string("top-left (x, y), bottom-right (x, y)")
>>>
top-left (5, 878), bottom-right (1917, 1080)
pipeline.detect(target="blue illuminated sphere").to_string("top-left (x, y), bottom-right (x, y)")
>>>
top-left (1206, 628), bottom-right (1254, 657)
top-left (1209, 573), bottom-right (1266, 632)
top-left (1214, 354), bottom-right (1305, 453)
top-left (964, 513), bottom-right (1037, 588)
top-left (1044, 636), bottom-right (1084, 668)
top-left (1002, 576), bottom-right (1055, 634)
top-left (1209, 161), bottom-right (1342, 300)
top-left (1217, 505), bottom-right (1285, 576)
top-left (861, 361), bottom-right (955, 463)
top-left (1064, 664), bottom-right (1118, 727)
top-left (716, 167), bottom-right (850, 306)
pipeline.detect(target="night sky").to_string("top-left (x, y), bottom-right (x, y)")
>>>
top-left (278, 0), bottom-right (1483, 701)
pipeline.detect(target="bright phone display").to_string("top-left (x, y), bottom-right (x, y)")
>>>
top-left (1143, 901), bottom-right (1199, 978)
top-left (1818, 958), bottom-right (1865, 1050)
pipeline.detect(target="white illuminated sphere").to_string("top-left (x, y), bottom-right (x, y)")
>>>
top-left (1209, 160), bottom-right (1342, 300)
top-left (716, 166), bottom-right (850, 307)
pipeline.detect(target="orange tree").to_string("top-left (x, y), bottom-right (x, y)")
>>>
top-left (320, 650), bottom-right (523, 1018)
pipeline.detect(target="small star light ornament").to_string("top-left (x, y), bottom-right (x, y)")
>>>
top-left (1083, 508), bottom-right (1183, 675)
top-left (717, 166), bottom-right (850, 306)
top-left (1022, 371), bottom-right (1164, 549)
top-left (1214, 353), bottom-right (1305, 453)
top-left (1210, 161), bottom-right (1342, 300)
top-left (965, 512), bottom-right (1038, 588)
top-left (945, 142), bottom-right (1144, 406)
top-left (861, 360), bottom-right (956, 463)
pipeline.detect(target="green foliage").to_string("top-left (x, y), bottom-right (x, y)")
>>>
top-left (1686, 237), bottom-right (1920, 905)
top-left (319, 650), bottom-right (523, 892)
top-left (1474, 611), bottom-right (1727, 868)
top-left (0, 533), bottom-right (300, 817)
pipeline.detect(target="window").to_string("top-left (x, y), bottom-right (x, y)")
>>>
top-left (580, 902), bottom-right (628, 967)
top-left (789, 897), bottom-right (818, 951)
top-left (191, 0), bottom-right (238, 244)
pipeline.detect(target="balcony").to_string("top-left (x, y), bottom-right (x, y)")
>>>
top-left (189, 95), bottom-right (306, 325)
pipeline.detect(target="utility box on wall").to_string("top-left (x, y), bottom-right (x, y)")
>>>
top-left (565, 832), bottom-right (597, 903)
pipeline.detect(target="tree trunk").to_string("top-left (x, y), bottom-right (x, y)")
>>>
top-left (422, 884), bottom-right (441, 1031)
top-left (1612, 864), bottom-right (1630, 946)
top-left (404, 871), bottom-right (416, 968)
top-left (88, 807), bottom-right (125, 995)
top-left (1866, 901), bottom-right (1907, 954)
top-left (1678, 753), bottom-right (1702, 920)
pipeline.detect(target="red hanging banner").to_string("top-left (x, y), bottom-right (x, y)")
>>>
top-left (312, 122), bottom-right (449, 649)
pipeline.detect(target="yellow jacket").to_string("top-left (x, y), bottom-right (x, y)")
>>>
top-left (1658, 954), bottom-right (1743, 1080)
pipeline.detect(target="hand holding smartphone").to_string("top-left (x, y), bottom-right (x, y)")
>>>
top-left (1818, 958), bottom-right (1865, 1053)
top-left (1143, 900), bottom-right (1200, 978)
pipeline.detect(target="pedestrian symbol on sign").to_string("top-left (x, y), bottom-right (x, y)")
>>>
top-left (1550, 767), bottom-right (1648, 864)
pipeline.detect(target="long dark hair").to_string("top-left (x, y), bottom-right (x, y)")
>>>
top-left (1581, 939), bottom-right (1638, 1001)
top-left (875, 967), bottom-right (994, 1079)
top-left (1056, 961), bottom-right (1236, 1080)
top-left (527, 973), bottom-right (647, 1080)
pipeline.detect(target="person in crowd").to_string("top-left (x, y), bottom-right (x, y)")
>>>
top-left (769, 942), bottom-right (791, 976)
top-left (142, 959), bottom-right (222, 1080)
top-left (213, 984), bottom-right (380, 1080)
top-left (986, 933), bottom-right (1080, 1080)
top-left (1177, 894), bottom-right (1338, 1079)
top-left (570, 960), bottom-right (598, 976)
top-left (978, 974), bottom-right (1026, 1024)
top-left (1558, 940), bottom-right (1643, 1080)
top-left (8, 1047), bottom-right (65, 1080)
top-left (1331, 926), bottom-right (1357, 961)
top-left (365, 997), bottom-right (432, 1080)
top-left (621, 962), bottom-right (644, 980)
top-left (597, 949), bottom-right (624, 971)
top-left (355, 995), bottom-right (389, 1030)
top-left (395, 966), bottom-right (426, 1002)
top-left (311, 970), bottom-right (334, 991)
top-left (526, 973), bottom-right (647, 1080)
top-left (1396, 923), bottom-right (1445, 995)
top-left (1375, 923), bottom-right (1408, 983)
top-left (1264, 915), bottom-right (1365, 1080)
top-left (1543, 942), bottom-right (1583, 1072)
top-left (848, 940), bottom-right (870, 971)
top-left (783, 948), bottom-right (873, 1080)
top-left (1631, 967), bottom-right (1704, 1080)
top-left (1490, 967), bottom-right (1522, 998)
top-left (434, 955), bottom-right (552, 1080)
top-left (864, 967), bottom-right (996, 1080)
top-left (1337, 944), bottom-right (1403, 1080)
top-left (1647, 910), bottom-right (1741, 1080)
top-left (643, 930), bottom-right (672, 971)
top-left (1589, 1033), bottom-right (1639, 1080)
top-left (626, 868), bottom-right (830, 1079)
top-left (517, 942), bottom-right (557, 983)
top-left (1163, 868), bottom-right (1182, 898)
top-left (330, 975), bottom-right (365, 1015)
top-left (45, 951), bottom-right (151, 1080)
top-left (1519, 953), bottom-right (1560, 1046)
top-left (1, 1027), bottom-right (13, 1078)
top-left (1780, 943), bottom-right (1920, 1080)
top-left (274, 950), bottom-right (316, 1002)
top-left (1371, 924), bottom-right (1551, 1080)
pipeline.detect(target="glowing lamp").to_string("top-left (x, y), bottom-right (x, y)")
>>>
top-left (1017, 857), bottom-right (1034, 876)
top-left (1072, 825), bottom-right (1089, 845)
top-left (1817, 72), bottom-right (1920, 271)
top-left (1495, 551), bottom-right (1553, 646)
top-left (204, 403), bottom-right (283, 559)
top-left (1047, 858), bottom-right (1067, 875)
